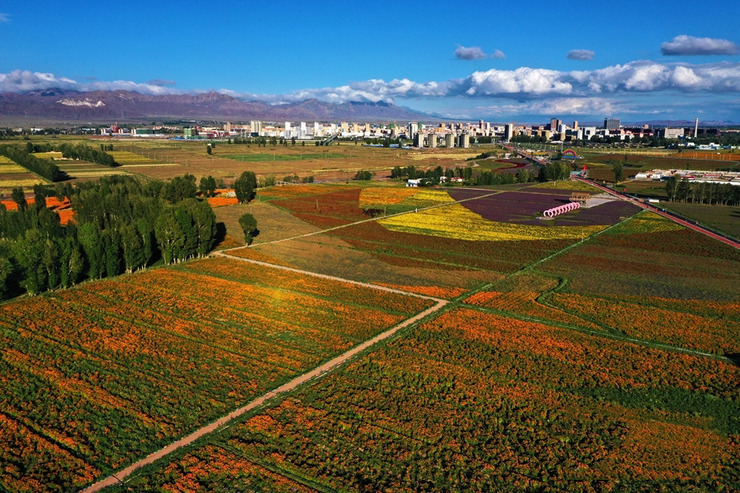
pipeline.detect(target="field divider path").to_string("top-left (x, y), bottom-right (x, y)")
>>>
top-left (81, 257), bottom-right (448, 493)
top-left (242, 189), bottom-right (505, 248)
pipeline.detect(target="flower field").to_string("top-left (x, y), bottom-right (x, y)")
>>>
top-left (358, 186), bottom-right (420, 208)
top-left (463, 273), bottom-right (603, 329)
top-left (549, 292), bottom-right (739, 354)
top-left (378, 202), bottom-right (608, 241)
top-left (4, 177), bottom-right (739, 491)
top-left (118, 308), bottom-right (740, 491)
top-left (0, 256), bottom-right (431, 490)
top-left (268, 187), bottom-right (368, 228)
top-left (539, 212), bottom-right (740, 301)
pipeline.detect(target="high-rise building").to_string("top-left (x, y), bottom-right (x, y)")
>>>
top-left (550, 118), bottom-right (561, 131)
top-left (505, 123), bottom-right (514, 142)
top-left (445, 133), bottom-right (455, 148)
top-left (409, 122), bottom-right (419, 139)
top-left (284, 122), bottom-right (292, 138)
top-left (250, 120), bottom-right (262, 136)
top-left (604, 118), bottom-right (621, 131)
top-left (428, 133), bottom-right (437, 148)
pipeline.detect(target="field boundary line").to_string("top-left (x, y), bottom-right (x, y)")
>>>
top-left (81, 273), bottom-right (447, 492)
top-left (230, 189), bottom-right (505, 249)
top-left (214, 252), bottom-right (447, 303)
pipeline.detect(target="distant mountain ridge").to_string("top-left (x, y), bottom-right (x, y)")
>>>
top-left (0, 89), bottom-right (433, 123)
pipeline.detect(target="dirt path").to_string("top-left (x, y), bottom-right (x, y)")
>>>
top-left (242, 189), bottom-right (505, 248)
top-left (81, 279), bottom-right (447, 492)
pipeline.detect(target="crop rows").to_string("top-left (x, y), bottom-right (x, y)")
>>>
top-left (0, 256), bottom-right (430, 490)
top-left (118, 308), bottom-right (739, 491)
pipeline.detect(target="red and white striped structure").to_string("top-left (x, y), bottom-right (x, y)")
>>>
top-left (543, 201), bottom-right (580, 218)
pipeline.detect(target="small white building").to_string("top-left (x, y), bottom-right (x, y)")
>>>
top-left (406, 178), bottom-right (423, 187)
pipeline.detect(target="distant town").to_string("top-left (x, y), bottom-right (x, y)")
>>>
top-left (5, 117), bottom-right (740, 150)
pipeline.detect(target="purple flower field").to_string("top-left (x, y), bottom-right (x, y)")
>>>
top-left (448, 187), bottom-right (640, 226)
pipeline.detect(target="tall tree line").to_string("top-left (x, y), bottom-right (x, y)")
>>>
top-left (0, 144), bottom-right (61, 181)
top-left (0, 174), bottom-right (217, 299)
top-left (665, 177), bottom-right (740, 205)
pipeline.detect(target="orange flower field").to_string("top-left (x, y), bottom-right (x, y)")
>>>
top-left (0, 255), bottom-right (432, 489)
top-left (2, 181), bottom-right (738, 492)
top-left (123, 307), bottom-right (739, 491)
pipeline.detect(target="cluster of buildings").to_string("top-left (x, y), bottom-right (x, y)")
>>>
top-left (94, 117), bottom-right (732, 149)
top-left (634, 169), bottom-right (740, 186)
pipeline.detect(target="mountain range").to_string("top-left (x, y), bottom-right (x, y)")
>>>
top-left (0, 89), bottom-right (433, 124)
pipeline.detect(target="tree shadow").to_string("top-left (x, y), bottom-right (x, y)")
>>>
top-left (725, 353), bottom-right (740, 367)
top-left (211, 222), bottom-right (227, 247)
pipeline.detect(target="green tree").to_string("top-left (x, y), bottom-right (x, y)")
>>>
top-left (199, 175), bottom-right (217, 197)
top-left (14, 229), bottom-right (47, 294)
top-left (612, 161), bottom-right (624, 182)
top-left (78, 222), bottom-right (104, 279)
top-left (234, 171), bottom-right (257, 203)
top-left (239, 213), bottom-right (258, 245)
top-left (154, 205), bottom-right (184, 265)
top-left (0, 255), bottom-right (14, 298)
top-left (11, 187), bottom-right (26, 211)
top-left (121, 224), bottom-right (145, 273)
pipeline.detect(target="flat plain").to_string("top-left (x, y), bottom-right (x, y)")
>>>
top-left (1, 141), bottom-right (738, 492)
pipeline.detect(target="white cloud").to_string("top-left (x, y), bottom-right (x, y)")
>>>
top-left (567, 49), bottom-right (595, 61)
top-left (661, 35), bottom-right (739, 56)
top-left (0, 13), bottom-right (9, 23)
top-left (464, 67), bottom-right (573, 96)
top-left (4, 62), bottom-right (740, 102)
top-left (473, 97), bottom-right (619, 117)
top-left (491, 49), bottom-right (506, 59)
top-left (0, 69), bottom-right (180, 95)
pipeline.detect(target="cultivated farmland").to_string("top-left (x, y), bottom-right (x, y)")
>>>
top-left (2, 176), bottom-right (738, 492)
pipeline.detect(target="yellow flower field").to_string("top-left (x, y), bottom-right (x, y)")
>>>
top-left (358, 187), bottom-right (419, 208)
top-left (0, 179), bottom-right (47, 188)
top-left (612, 211), bottom-right (684, 234)
top-left (393, 189), bottom-right (456, 209)
top-left (0, 156), bottom-right (29, 173)
top-left (379, 202), bottom-right (607, 241)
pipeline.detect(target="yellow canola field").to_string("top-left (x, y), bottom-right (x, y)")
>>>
top-left (379, 202), bottom-right (607, 241)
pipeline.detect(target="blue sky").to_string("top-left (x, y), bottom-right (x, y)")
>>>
top-left (1, 0), bottom-right (739, 122)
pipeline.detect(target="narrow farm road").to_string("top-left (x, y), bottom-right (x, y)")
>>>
top-left (242, 189), bottom-right (505, 248)
top-left (81, 261), bottom-right (448, 492)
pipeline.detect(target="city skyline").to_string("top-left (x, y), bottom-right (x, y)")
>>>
top-left (1, 0), bottom-right (739, 122)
